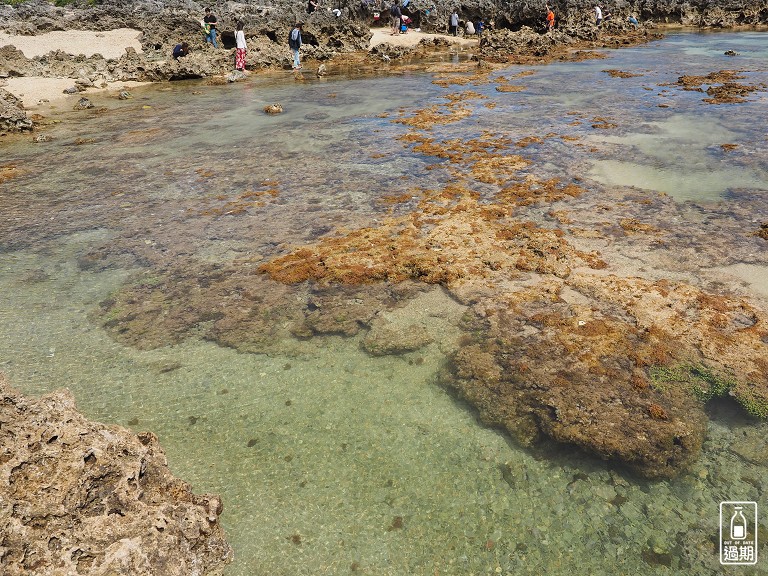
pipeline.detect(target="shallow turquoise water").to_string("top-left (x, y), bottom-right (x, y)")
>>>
top-left (1, 31), bottom-right (767, 575)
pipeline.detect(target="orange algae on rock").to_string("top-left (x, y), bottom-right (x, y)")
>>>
top-left (441, 280), bottom-right (709, 478)
top-left (1, 164), bottom-right (22, 183)
top-left (260, 179), bottom-right (606, 287)
top-left (567, 274), bottom-right (768, 416)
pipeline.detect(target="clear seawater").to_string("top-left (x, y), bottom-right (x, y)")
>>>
top-left (1, 31), bottom-right (767, 575)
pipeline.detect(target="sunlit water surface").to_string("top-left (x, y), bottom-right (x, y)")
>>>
top-left (1, 31), bottom-right (767, 575)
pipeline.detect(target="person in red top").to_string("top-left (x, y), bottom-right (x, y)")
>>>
top-left (545, 4), bottom-right (555, 31)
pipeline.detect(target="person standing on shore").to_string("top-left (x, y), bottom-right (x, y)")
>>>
top-left (235, 21), bottom-right (247, 71)
top-left (288, 22), bottom-right (303, 70)
top-left (203, 7), bottom-right (218, 47)
top-left (594, 5), bottom-right (603, 26)
top-left (390, 0), bottom-right (402, 36)
top-left (449, 9), bottom-right (459, 36)
top-left (545, 4), bottom-right (555, 31)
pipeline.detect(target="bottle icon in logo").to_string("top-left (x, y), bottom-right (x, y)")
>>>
top-left (731, 506), bottom-right (747, 540)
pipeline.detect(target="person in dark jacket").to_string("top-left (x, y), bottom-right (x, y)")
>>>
top-left (172, 42), bottom-right (189, 59)
top-left (289, 22), bottom-right (303, 69)
top-left (390, 0), bottom-right (402, 35)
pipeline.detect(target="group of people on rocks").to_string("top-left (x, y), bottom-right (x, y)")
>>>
top-left (447, 9), bottom-right (489, 36)
top-left (541, 4), bottom-right (640, 33)
top-left (172, 7), bottom-right (305, 72)
top-left (170, 3), bottom-right (642, 74)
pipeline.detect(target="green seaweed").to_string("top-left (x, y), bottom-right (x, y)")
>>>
top-left (649, 363), bottom-right (735, 401)
top-left (737, 389), bottom-right (768, 419)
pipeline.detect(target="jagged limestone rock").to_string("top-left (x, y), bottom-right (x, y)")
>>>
top-left (0, 374), bottom-right (234, 576)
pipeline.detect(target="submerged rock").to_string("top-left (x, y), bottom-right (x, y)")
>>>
top-left (0, 374), bottom-right (233, 575)
top-left (361, 318), bottom-right (433, 356)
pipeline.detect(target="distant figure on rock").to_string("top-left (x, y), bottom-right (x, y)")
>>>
top-left (465, 20), bottom-right (475, 35)
top-left (289, 22), bottom-right (303, 70)
top-left (449, 9), bottom-right (459, 36)
top-left (627, 14), bottom-right (639, 28)
top-left (390, 0), bottom-right (402, 36)
top-left (476, 19), bottom-right (485, 35)
top-left (594, 5), bottom-right (603, 26)
top-left (307, 0), bottom-right (318, 13)
top-left (172, 42), bottom-right (189, 59)
top-left (203, 7), bottom-right (218, 47)
top-left (545, 4), bottom-right (555, 31)
top-left (235, 21), bottom-right (247, 71)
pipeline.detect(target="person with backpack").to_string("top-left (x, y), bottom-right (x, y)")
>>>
top-left (288, 22), bottom-right (303, 69)
top-left (390, 0), bottom-right (402, 35)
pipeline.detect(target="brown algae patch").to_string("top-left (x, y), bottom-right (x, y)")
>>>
top-left (257, 91), bottom-right (768, 476)
top-left (394, 92), bottom-right (481, 128)
top-left (591, 117), bottom-right (618, 129)
top-left (619, 218), bottom-right (662, 235)
top-left (201, 187), bottom-right (281, 217)
top-left (258, 181), bottom-right (604, 286)
top-left (0, 163), bottom-right (23, 183)
top-left (603, 69), bottom-right (643, 78)
top-left (754, 223), bottom-right (768, 241)
top-left (671, 70), bottom-right (766, 104)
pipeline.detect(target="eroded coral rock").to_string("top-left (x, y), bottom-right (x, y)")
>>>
top-left (0, 88), bottom-right (33, 134)
top-left (0, 374), bottom-right (233, 576)
top-left (73, 96), bottom-right (94, 110)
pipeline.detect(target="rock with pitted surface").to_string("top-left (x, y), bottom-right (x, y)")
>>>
top-left (0, 374), bottom-right (233, 576)
top-left (0, 89), bottom-right (33, 133)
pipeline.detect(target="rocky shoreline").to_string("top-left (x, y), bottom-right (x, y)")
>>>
top-left (2, 0), bottom-right (767, 133)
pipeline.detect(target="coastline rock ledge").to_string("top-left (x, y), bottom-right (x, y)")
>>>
top-left (0, 374), bottom-right (233, 576)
